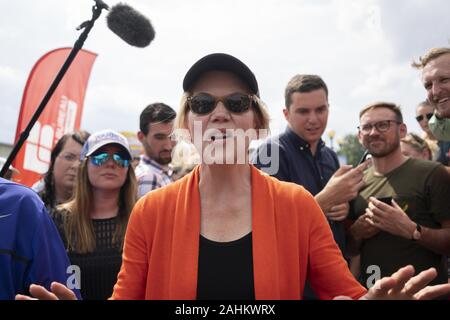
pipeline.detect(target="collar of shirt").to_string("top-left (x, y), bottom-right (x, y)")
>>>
top-left (284, 126), bottom-right (325, 153)
top-left (141, 155), bottom-right (173, 176)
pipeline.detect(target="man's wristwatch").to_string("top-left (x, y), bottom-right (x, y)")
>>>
top-left (412, 223), bottom-right (422, 241)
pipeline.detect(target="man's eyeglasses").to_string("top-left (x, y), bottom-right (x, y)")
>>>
top-left (358, 120), bottom-right (401, 135)
top-left (415, 113), bottom-right (433, 122)
top-left (187, 93), bottom-right (254, 115)
top-left (90, 152), bottom-right (130, 168)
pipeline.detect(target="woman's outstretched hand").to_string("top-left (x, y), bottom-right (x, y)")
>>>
top-left (16, 282), bottom-right (78, 300)
top-left (17, 266), bottom-right (450, 300)
top-left (335, 265), bottom-right (450, 300)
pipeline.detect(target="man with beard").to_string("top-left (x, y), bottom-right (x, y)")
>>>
top-left (413, 47), bottom-right (450, 141)
top-left (136, 103), bottom-right (177, 198)
top-left (347, 102), bottom-right (450, 293)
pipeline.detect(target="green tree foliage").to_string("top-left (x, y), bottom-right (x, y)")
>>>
top-left (337, 134), bottom-right (366, 166)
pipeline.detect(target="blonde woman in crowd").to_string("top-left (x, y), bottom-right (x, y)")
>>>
top-left (50, 130), bottom-right (137, 300)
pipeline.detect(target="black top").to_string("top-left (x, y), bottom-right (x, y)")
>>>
top-left (196, 232), bottom-right (255, 300)
top-left (52, 211), bottom-right (123, 300)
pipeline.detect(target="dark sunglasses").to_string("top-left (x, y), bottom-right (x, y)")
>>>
top-left (90, 152), bottom-right (130, 168)
top-left (187, 93), bottom-right (254, 115)
top-left (415, 113), bottom-right (433, 122)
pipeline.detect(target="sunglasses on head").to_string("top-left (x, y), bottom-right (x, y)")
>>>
top-left (90, 152), bottom-right (130, 168)
top-left (415, 113), bottom-right (433, 122)
top-left (187, 93), bottom-right (254, 115)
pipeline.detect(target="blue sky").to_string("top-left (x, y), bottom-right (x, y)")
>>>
top-left (0, 0), bottom-right (449, 147)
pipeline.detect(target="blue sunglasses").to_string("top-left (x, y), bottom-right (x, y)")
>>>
top-left (90, 152), bottom-right (130, 168)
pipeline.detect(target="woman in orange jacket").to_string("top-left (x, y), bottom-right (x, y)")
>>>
top-left (18, 53), bottom-right (450, 300)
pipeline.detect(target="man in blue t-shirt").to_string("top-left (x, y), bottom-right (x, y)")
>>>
top-left (0, 178), bottom-right (81, 300)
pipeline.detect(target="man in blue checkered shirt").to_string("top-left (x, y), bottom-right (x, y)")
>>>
top-left (136, 103), bottom-right (177, 198)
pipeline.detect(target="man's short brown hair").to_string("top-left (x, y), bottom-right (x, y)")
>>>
top-left (359, 102), bottom-right (403, 123)
top-left (412, 47), bottom-right (450, 69)
top-left (284, 74), bottom-right (328, 108)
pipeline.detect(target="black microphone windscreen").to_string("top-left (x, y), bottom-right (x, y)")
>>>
top-left (106, 3), bottom-right (155, 48)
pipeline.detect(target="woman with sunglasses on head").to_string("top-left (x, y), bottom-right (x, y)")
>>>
top-left (18, 54), bottom-right (450, 301)
top-left (416, 101), bottom-right (450, 170)
top-left (415, 101), bottom-right (441, 160)
top-left (49, 130), bottom-right (137, 300)
top-left (416, 101), bottom-right (437, 141)
top-left (34, 131), bottom-right (90, 211)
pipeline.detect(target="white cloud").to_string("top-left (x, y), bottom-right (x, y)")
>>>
top-left (0, 65), bottom-right (21, 83)
top-left (351, 64), bottom-right (413, 99)
top-left (0, 0), bottom-right (445, 147)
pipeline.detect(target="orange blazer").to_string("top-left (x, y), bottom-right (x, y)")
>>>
top-left (111, 165), bottom-right (367, 300)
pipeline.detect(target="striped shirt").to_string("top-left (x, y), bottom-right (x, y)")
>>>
top-left (135, 155), bottom-right (173, 198)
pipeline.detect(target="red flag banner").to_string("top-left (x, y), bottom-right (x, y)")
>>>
top-left (13, 48), bottom-right (97, 187)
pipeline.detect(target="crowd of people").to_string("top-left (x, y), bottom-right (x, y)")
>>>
top-left (1, 46), bottom-right (450, 300)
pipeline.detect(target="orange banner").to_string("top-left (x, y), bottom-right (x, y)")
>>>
top-left (13, 48), bottom-right (97, 187)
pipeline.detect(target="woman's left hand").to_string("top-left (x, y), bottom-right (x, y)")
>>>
top-left (335, 265), bottom-right (450, 300)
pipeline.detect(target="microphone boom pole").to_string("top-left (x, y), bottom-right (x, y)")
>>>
top-left (0, 1), bottom-right (108, 178)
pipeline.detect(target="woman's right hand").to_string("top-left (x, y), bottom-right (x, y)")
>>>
top-left (16, 282), bottom-right (78, 300)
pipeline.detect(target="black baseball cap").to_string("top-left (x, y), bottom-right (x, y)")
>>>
top-left (183, 53), bottom-right (259, 96)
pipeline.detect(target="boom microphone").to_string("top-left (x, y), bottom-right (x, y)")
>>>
top-left (106, 3), bottom-right (155, 48)
top-left (0, 0), bottom-right (157, 178)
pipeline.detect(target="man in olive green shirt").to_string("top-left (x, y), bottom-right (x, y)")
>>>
top-left (347, 102), bottom-right (450, 290)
